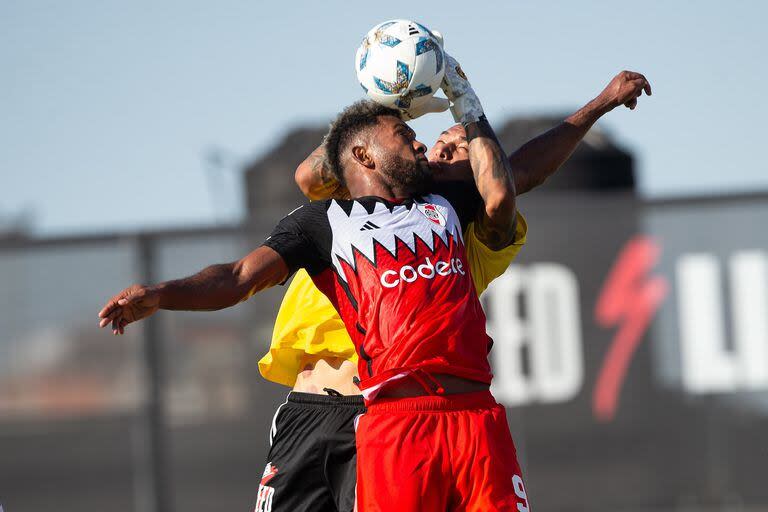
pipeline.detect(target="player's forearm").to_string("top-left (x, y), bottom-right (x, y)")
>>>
top-left (151, 253), bottom-right (288, 312)
top-left (465, 116), bottom-right (517, 248)
top-left (148, 263), bottom-right (251, 311)
top-left (509, 96), bottom-right (612, 193)
top-left (295, 145), bottom-right (347, 200)
top-left (153, 246), bottom-right (288, 311)
top-left (466, 116), bottom-right (517, 217)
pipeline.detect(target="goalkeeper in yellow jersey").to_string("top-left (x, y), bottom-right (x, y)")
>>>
top-left (253, 70), bottom-right (651, 512)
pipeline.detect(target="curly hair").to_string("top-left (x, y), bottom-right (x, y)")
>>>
top-left (323, 100), bottom-right (400, 185)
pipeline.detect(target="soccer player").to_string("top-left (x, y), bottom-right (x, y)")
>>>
top-left (256, 129), bottom-right (527, 512)
top-left (99, 54), bottom-right (650, 510)
top-left (258, 69), bottom-right (651, 511)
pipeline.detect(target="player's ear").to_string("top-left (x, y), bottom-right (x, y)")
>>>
top-left (351, 145), bottom-right (375, 170)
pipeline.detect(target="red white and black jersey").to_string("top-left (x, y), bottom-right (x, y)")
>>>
top-left (263, 182), bottom-right (494, 398)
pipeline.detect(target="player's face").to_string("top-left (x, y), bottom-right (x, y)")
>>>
top-left (428, 124), bottom-right (469, 168)
top-left (372, 116), bottom-right (432, 193)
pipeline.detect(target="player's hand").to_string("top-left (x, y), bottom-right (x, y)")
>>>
top-left (98, 284), bottom-right (160, 335)
top-left (399, 96), bottom-right (450, 120)
top-left (597, 70), bottom-right (652, 111)
top-left (440, 53), bottom-right (485, 124)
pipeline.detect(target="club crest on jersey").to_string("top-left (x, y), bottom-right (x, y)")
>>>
top-left (418, 203), bottom-right (446, 227)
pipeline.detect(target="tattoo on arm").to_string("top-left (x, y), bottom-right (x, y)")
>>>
top-left (308, 152), bottom-right (334, 186)
top-left (463, 116), bottom-right (517, 250)
top-left (464, 116), bottom-right (511, 181)
top-left (472, 211), bottom-right (518, 250)
top-left (307, 151), bottom-right (350, 200)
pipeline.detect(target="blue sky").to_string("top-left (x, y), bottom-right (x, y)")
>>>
top-left (2, 1), bottom-right (766, 235)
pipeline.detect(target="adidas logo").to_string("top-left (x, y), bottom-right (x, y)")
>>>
top-left (360, 221), bottom-right (380, 231)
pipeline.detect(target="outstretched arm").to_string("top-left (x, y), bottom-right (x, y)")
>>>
top-left (98, 246), bottom-right (288, 335)
top-left (511, 70), bottom-right (652, 193)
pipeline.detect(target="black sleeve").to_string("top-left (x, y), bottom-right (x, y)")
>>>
top-left (262, 201), bottom-right (332, 278)
top-left (429, 180), bottom-right (483, 228)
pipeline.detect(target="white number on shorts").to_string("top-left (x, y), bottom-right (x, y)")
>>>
top-left (512, 474), bottom-right (530, 512)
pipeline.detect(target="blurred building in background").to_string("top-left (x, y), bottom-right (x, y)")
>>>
top-left (2, 116), bottom-right (768, 512)
top-left (242, 116), bottom-right (636, 219)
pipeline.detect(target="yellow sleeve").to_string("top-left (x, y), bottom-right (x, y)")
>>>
top-left (258, 270), bottom-right (357, 387)
top-left (464, 213), bottom-right (528, 296)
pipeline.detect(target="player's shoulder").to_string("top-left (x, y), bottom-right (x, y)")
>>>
top-left (278, 200), bottom-right (332, 221)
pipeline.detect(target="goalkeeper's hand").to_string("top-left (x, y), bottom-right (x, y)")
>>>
top-left (441, 52), bottom-right (485, 124)
top-left (399, 96), bottom-right (450, 120)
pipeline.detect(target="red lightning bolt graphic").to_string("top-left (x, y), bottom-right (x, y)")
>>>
top-left (593, 236), bottom-right (668, 422)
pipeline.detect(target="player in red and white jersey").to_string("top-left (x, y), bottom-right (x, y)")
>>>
top-left (265, 170), bottom-right (497, 398)
top-left (272, 53), bottom-right (526, 507)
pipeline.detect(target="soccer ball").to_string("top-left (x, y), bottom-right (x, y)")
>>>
top-left (355, 20), bottom-right (445, 111)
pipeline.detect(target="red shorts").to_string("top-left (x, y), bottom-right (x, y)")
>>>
top-left (355, 390), bottom-right (531, 511)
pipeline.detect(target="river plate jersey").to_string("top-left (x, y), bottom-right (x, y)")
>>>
top-left (263, 183), bottom-right (512, 397)
top-left (258, 216), bottom-right (528, 388)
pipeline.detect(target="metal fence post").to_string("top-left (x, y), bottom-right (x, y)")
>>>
top-left (132, 234), bottom-right (173, 512)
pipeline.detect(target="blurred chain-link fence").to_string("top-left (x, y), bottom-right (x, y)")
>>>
top-left (0, 225), bottom-right (288, 512)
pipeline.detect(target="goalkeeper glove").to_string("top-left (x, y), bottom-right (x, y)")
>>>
top-left (399, 96), bottom-right (450, 120)
top-left (441, 53), bottom-right (485, 124)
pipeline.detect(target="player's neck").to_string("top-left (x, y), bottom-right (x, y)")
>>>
top-left (347, 178), bottom-right (413, 201)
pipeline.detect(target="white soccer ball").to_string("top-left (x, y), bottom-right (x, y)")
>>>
top-left (355, 20), bottom-right (445, 111)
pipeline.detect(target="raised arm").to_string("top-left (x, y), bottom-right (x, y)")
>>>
top-left (510, 70), bottom-right (652, 193)
top-left (295, 145), bottom-right (349, 200)
top-left (98, 246), bottom-right (288, 335)
top-left (442, 54), bottom-right (516, 250)
top-left (464, 117), bottom-right (517, 248)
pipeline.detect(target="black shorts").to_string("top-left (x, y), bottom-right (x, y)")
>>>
top-left (254, 392), bottom-right (366, 512)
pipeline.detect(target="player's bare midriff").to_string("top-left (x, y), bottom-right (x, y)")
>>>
top-left (293, 356), bottom-right (361, 395)
top-left (293, 355), bottom-right (489, 397)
